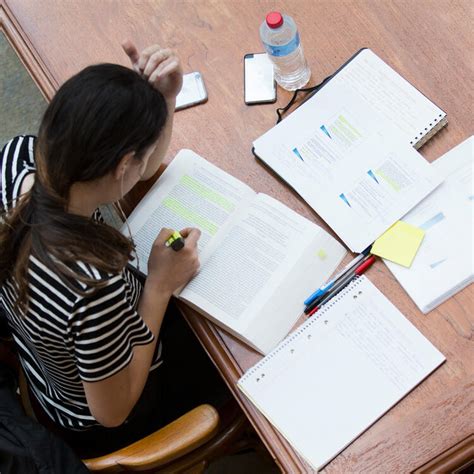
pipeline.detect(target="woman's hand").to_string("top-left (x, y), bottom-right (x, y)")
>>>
top-left (146, 227), bottom-right (201, 296)
top-left (122, 40), bottom-right (183, 101)
top-left (121, 40), bottom-right (180, 181)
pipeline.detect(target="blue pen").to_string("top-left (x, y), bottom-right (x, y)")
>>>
top-left (303, 281), bottom-right (335, 305)
top-left (304, 245), bottom-right (372, 306)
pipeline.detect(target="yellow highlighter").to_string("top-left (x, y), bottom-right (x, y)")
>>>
top-left (165, 230), bottom-right (185, 251)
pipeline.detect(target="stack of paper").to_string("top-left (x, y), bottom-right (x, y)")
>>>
top-left (384, 136), bottom-right (474, 313)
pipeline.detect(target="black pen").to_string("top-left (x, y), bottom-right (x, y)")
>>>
top-left (304, 245), bottom-right (372, 307)
top-left (305, 255), bottom-right (376, 316)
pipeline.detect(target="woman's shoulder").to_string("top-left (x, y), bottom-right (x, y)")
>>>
top-left (28, 255), bottom-right (117, 297)
top-left (1, 135), bottom-right (37, 211)
top-left (27, 255), bottom-right (141, 308)
top-left (68, 261), bottom-right (142, 301)
top-left (1, 135), bottom-right (37, 161)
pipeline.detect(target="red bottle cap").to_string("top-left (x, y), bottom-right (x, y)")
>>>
top-left (266, 11), bottom-right (283, 29)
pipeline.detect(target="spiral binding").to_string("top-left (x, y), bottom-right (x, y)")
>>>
top-left (410, 113), bottom-right (447, 150)
top-left (241, 276), bottom-right (365, 383)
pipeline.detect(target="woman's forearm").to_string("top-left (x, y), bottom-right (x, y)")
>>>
top-left (127, 282), bottom-right (171, 400)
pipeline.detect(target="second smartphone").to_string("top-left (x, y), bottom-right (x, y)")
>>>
top-left (176, 72), bottom-right (208, 110)
top-left (244, 53), bottom-right (277, 105)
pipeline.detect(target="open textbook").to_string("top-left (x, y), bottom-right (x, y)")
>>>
top-left (253, 49), bottom-right (445, 252)
top-left (122, 150), bottom-right (347, 354)
top-left (238, 276), bottom-right (445, 470)
top-left (384, 136), bottom-right (474, 313)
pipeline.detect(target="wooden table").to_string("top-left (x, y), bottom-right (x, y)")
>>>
top-left (2, 1), bottom-right (473, 471)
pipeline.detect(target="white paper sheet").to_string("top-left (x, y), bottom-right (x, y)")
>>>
top-left (384, 136), bottom-right (474, 312)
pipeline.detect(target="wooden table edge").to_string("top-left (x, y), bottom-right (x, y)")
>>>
top-left (177, 302), bottom-right (310, 473)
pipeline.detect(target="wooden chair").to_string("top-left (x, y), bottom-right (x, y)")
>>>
top-left (18, 367), bottom-right (251, 473)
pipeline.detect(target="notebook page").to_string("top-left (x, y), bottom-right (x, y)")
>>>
top-left (238, 276), bottom-right (445, 470)
top-left (330, 49), bottom-right (446, 147)
top-left (384, 136), bottom-right (474, 313)
top-left (254, 84), bottom-right (442, 252)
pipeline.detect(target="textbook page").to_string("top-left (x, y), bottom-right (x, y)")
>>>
top-left (123, 149), bottom-right (255, 274)
top-left (179, 193), bottom-right (347, 354)
top-left (254, 86), bottom-right (442, 252)
top-left (238, 276), bottom-right (445, 470)
top-left (384, 136), bottom-right (474, 313)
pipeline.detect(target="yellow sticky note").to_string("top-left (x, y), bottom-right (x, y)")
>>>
top-left (371, 221), bottom-right (425, 267)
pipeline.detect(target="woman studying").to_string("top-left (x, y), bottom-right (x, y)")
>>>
top-left (0, 41), bottom-right (225, 457)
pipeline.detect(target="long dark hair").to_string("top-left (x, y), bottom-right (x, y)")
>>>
top-left (0, 63), bottom-right (168, 311)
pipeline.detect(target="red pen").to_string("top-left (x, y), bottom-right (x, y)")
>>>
top-left (354, 255), bottom-right (376, 275)
top-left (307, 255), bottom-right (377, 317)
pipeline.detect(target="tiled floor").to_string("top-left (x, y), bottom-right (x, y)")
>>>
top-left (0, 31), bottom-right (46, 146)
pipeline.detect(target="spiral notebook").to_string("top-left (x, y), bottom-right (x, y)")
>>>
top-left (238, 276), bottom-right (445, 471)
top-left (252, 49), bottom-right (446, 252)
top-left (254, 48), bottom-right (447, 152)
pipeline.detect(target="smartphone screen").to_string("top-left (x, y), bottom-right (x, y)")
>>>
top-left (244, 53), bottom-right (276, 105)
top-left (176, 72), bottom-right (208, 110)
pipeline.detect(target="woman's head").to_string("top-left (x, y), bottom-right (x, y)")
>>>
top-left (0, 63), bottom-right (168, 310)
top-left (37, 63), bottom-right (167, 200)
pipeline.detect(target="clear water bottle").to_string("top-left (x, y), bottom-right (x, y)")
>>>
top-left (260, 11), bottom-right (311, 91)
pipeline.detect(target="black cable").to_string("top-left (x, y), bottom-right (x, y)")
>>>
top-left (276, 73), bottom-right (335, 124)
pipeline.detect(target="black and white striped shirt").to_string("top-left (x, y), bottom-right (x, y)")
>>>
top-left (0, 136), bottom-right (162, 430)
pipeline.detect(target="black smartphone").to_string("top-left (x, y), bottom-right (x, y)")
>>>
top-left (244, 53), bottom-right (277, 105)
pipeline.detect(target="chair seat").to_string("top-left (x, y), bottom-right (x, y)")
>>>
top-left (84, 404), bottom-right (219, 472)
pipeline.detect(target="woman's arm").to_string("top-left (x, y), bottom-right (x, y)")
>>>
top-left (82, 227), bottom-right (200, 427)
top-left (20, 173), bottom-right (35, 195)
top-left (121, 41), bottom-right (183, 181)
top-left (81, 283), bottom-right (170, 427)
